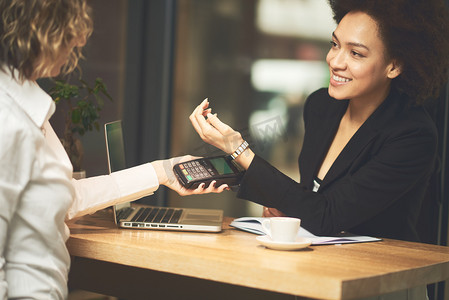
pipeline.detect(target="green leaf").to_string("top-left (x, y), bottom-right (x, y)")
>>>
top-left (71, 109), bottom-right (81, 124)
top-left (51, 73), bottom-right (113, 140)
top-left (77, 100), bottom-right (87, 109)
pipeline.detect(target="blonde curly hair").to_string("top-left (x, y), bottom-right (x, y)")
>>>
top-left (0, 0), bottom-right (93, 81)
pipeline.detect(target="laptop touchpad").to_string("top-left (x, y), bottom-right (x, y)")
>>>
top-left (184, 213), bottom-right (221, 221)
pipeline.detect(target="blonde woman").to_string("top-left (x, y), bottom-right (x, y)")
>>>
top-left (0, 1), bottom-right (226, 298)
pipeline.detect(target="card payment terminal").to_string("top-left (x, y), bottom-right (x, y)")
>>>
top-left (173, 155), bottom-right (245, 189)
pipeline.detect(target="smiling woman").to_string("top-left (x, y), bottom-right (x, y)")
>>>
top-left (189, 3), bottom-right (449, 296)
top-left (189, 0), bottom-right (449, 242)
top-left (329, 0), bottom-right (449, 106)
top-left (317, 10), bottom-right (402, 181)
top-left (326, 12), bottom-right (401, 107)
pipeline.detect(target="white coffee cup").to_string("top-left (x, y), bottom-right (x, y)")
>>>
top-left (262, 217), bottom-right (301, 243)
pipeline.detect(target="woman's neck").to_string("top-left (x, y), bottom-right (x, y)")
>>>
top-left (346, 85), bottom-right (391, 126)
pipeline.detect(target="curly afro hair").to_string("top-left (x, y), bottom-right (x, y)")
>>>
top-left (328, 0), bottom-right (449, 105)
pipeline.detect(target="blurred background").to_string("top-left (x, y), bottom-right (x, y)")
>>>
top-left (45, 0), bottom-right (335, 217)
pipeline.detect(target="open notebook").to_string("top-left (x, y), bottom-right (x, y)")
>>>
top-left (230, 217), bottom-right (381, 245)
top-left (105, 120), bottom-right (223, 232)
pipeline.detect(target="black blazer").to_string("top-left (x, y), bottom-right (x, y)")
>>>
top-left (237, 88), bottom-right (437, 242)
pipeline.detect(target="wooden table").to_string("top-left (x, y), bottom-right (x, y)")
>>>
top-left (66, 208), bottom-right (449, 300)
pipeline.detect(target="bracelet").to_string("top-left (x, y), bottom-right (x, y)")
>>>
top-left (230, 140), bottom-right (249, 160)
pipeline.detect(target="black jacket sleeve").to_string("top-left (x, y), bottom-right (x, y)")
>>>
top-left (237, 88), bottom-right (437, 241)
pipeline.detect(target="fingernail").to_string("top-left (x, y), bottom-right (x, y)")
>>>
top-left (207, 113), bottom-right (213, 118)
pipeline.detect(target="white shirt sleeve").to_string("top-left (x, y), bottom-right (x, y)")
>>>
top-left (41, 121), bottom-right (160, 221)
top-left (66, 163), bottom-right (160, 220)
top-left (0, 104), bottom-right (35, 299)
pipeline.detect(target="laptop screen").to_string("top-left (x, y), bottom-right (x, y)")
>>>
top-left (105, 120), bottom-right (126, 173)
top-left (105, 120), bottom-right (130, 218)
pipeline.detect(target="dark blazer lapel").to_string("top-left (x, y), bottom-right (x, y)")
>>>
top-left (321, 118), bottom-right (378, 188)
top-left (320, 91), bottom-right (400, 189)
top-left (300, 99), bottom-right (347, 188)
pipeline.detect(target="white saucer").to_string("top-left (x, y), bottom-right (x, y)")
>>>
top-left (256, 235), bottom-right (312, 251)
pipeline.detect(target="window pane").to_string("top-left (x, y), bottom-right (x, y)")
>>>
top-left (170, 0), bottom-right (334, 217)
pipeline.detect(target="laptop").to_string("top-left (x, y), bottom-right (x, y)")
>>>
top-left (104, 120), bottom-right (223, 232)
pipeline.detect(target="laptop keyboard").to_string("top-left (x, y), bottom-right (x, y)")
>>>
top-left (116, 206), bottom-right (134, 221)
top-left (129, 207), bottom-right (183, 224)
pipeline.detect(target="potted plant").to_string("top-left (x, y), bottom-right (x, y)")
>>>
top-left (49, 76), bottom-right (112, 178)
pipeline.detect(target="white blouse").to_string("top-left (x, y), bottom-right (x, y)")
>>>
top-left (0, 69), bottom-right (159, 299)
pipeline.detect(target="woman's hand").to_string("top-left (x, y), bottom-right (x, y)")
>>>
top-left (262, 207), bottom-right (287, 218)
top-left (151, 155), bottom-right (229, 196)
top-left (189, 99), bottom-right (255, 169)
top-left (189, 98), bottom-right (244, 154)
